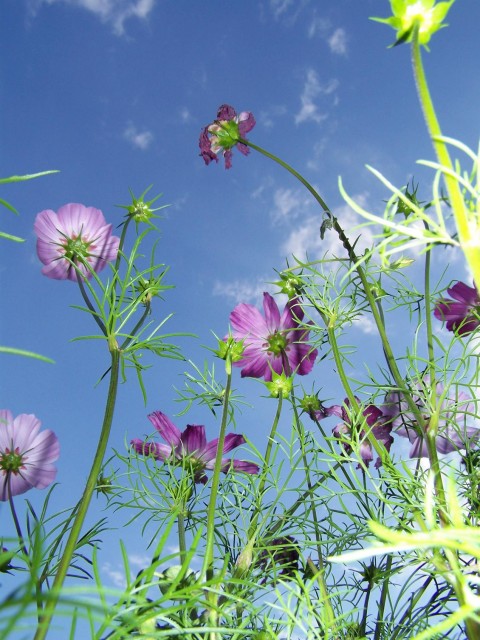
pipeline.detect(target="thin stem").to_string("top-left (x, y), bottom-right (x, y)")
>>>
top-left (119, 300), bottom-right (151, 350)
top-left (201, 356), bottom-right (233, 581)
top-left (411, 26), bottom-right (480, 286)
top-left (247, 393), bottom-right (283, 541)
top-left (373, 554), bottom-right (393, 640)
top-left (34, 347), bottom-right (120, 640)
top-left (77, 276), bottom-right (107, 336)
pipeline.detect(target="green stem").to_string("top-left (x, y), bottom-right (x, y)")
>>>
top-left (247, 393), bottom-right (283, 541)
top-left (34, 347), bottom-right (120, 640)
top-left (77, 276), bottom-right (107, 336)
top-left (373, 554), bottom-right (393, 640)
top-left (411, 27), bottom-right (480, 287)
top-left (201, 356), bottom-right (233, 581)
top-left (177, 511), bottom-right (187, 563)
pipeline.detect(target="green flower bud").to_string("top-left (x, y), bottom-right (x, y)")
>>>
top-left (372, 0), bottom-right (455, 48)
top-left (264, 371), bottom-right (293, 398)
top-left (215, 336), bottom-right (245, 362)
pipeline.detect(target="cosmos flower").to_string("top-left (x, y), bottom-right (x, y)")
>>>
top-left (34, 203), bottom-right (120, 281)
top-left (0, 410), bottom-right (60, 501)
top-left (131, 411), bottom-right (259, 484)
top-left (229, 292), bottom-right (318, 381)
top-left (328, 398), bottom-right (394, 469)
top-left (433, 281), bottom-right (480, 336)
top-left (381, 377), bottom-right (480, 458)
top-left (199, 104), bottom-right (256, 169)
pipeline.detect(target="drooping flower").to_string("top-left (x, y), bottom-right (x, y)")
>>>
top-left (34, 203), bottom-right (120, 281)
top-left (0, 410), bottom-right (60, 501)
top-left (372, 0), bottom-right (455, 48)
top-left (328, 398), bottom-right (394, 469)
top-left (258, 536), bottom-right (300, 583)
top-left (381, 377), bottom-right (480, 457)
top-left (131, 411), bottom-right (259, 484)
top-left (199, 104), bottom-right (256, 169)
top-left (229, 292), bottom-right (318, 381)
top-left (433, 281), bottom-right (480, 336)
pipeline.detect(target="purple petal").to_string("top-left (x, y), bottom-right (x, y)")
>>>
top-left (222, 459), bottom-right (259, 475)
top-left (217, 104), bottom-right (236, 120)
top-left (148, 412), bottom-right (182, 447)
top-left (447, 281), bottom-right (479, 305)
top-left (262, 293), bottom-right (281, 333)
top-left (199, 434), bottom-right (244, 464)
top-left (130, 439), bottom-right (172, 461)
top-left (230, 303), bottom-right (268, 340)
top-left (223, 149), bottom-right (233, 169)
top-left (237, 111), bottom-right (256, 136)
top-left (181, 425), bottom-right (207, 455)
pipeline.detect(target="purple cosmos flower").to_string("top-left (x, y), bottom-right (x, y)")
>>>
top-left (229, 292), bottom-right (318, 381)
top-left (0, 410), bottom-right (60, 501)
top-left (381, 377), bottom-right (480, 458)
top-left (199, 104), bottom-right (256, 169)
top-left (434, 281), bottom-right (480, 336)
top-left (34, 203), bottom-right (120, 281)
top-left (131, 411), bottom-right (259, 484)
top-left (328, 398), bottom-right (393, 469)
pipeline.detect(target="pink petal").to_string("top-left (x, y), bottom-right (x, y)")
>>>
top-left (181, 425), bottom-right (207, 455)
top-left (262, 293), bottom-right (281, 333)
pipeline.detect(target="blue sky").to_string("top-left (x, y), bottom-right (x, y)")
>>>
top-left (1, 0), bottom-right (480, 634)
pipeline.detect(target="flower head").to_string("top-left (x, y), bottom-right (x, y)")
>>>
top-left (34, 203), bottom-right (120, 281)
top-left (0, 410), bottom-right (60, 501)
top-left (131, 411), bottom-right (259, 484)
top-left (372, 0), bottom-right (455, 48)
top-left (329, 398), bottom-right (393, 469)
top-left (434, 281), bottom-right (480, 336)
top-left (199, 104), bottom-right (256, 169)
top-left (381, 377), bottom-right (479, 457)
top-left (229, 292), bottom-right (318, 381)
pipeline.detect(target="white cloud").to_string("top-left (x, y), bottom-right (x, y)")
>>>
top-left (281, 195), bottom-right (374, 260)
top-left (29, 0), bottom-right (155, 36)
top-left (212, 278), bottom-right (272, 305)
top-left (328, 27), bottom-right (348, 55)
top-left (123, 123), bottom-right (154, 150)
top-left (257, 105), bottom-right (287, 129)
top-left (271, 187), bottom-right (312, 224)
top-left (179, 107), bottom-right (192, 123)
top-left (101, 562), bottom-right (127, 588)
top-left (295, 69), bottom-right (339, 125)
top-left (307, 14), bottom-right (330, 39)
top-left (269, 0), bottom-right (294, 20)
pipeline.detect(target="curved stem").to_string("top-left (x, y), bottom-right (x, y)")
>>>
top-left (34, 347), bottom-right (120, 640)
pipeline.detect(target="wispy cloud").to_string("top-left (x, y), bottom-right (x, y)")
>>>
top-left (295, 69), bottom-right (339, 125)
top-left (123, 123), bottom-right (154, 150)
top-left (212, 278), bottom-right (271, 305)
top-left (29, 0), bottom-right (156, 36)
top-left (257, 105), bottom-right (287, 129)
top-left (328, 27), bottom-right (348, 55)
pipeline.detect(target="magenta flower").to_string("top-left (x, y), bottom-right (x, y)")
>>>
top-left (131, 411), bottom-right (259, 484)
top-left (433, 281), bottom-right (480, 336)
top-left (0, 410), bottom-right (60, 501)
top-left (381, 377), bottom-right (480, 458)
top-left (229, 293), bottom-right (318, 381)
top-left (199, 104), bottom-right (256, 169)
top-left (328, 398), bottom-right (393, 469)
top-left (34, 203), bottom-right (120, 281)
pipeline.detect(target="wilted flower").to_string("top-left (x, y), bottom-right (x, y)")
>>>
top-left (372, 0), bottom-right (455, 48)
top-left (199, 104), bottom-right (255, 169)
top-left (131, 411), bottom-right (259, 484)
top-left (34, 203), bottom-right (120, 281)
top-left (433, 281), bottom-right (480, 336)
top-left (381, 377), bottom-right (480, 457)
top-left (329, 398), bottom-right (394, 469)
top-left (0, 410), bottom-right (60, 501)
top-left (229, 292), bottom-right (318, 381)
top-left (258, 536), bottom-right (300, 583)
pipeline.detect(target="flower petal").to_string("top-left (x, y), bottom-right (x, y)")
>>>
top-left (148, 412), bottom-right (182, 447)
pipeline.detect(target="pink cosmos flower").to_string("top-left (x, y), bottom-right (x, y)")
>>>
top-left (381, 377), bottom-right (480, 458)
top-left (328, 398), bottom-right (393, 469)
top-left (34, 203), bottom-right (120, 281)
top-left (229, 292), bottom-right (317, 381)
top-left (433, 281), bottom-right (480, 336)
top-left (199, 104), bottom-right (256, 169)
top-left (131, 411), bottom-right (259, 484)
top-left (0, 410), bottom-right (60, 501)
